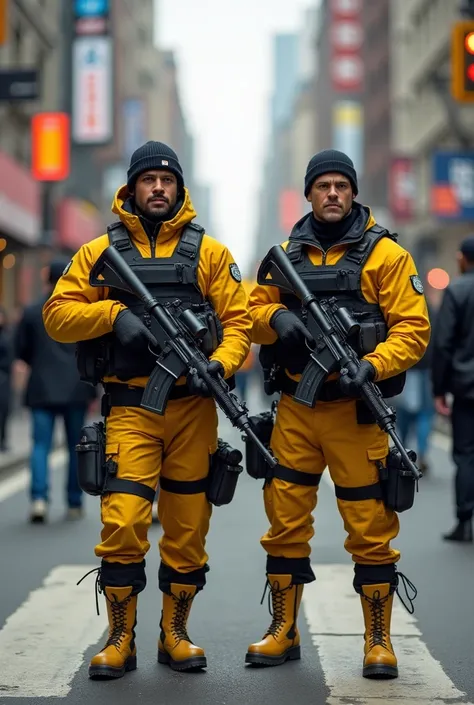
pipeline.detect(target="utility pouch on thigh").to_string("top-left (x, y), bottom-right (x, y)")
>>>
top-left (75, 422), bottom-right (108, 496)
top-left (378, 447), bottom-right (418, 513)
top-left (244, 406), bottom-right (276, 480)
top-left (206, 439), bottom-right (243, 507)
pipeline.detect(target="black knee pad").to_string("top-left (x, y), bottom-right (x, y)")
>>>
top-left (353, 562), bottom-right (397, 594)
top-left (100, 558), bottom-right (147, 595)
top-left (266, 556), bottom-right (316, 584)
top-left (158, 561), bottom-right (209, 595)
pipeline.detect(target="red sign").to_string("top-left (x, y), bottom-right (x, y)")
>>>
top-left (279, 190), bottom-right (301, 233)
top-left (56, 198), bottom-right (104, 251)
top-left (330, 0), bottom-right (364, 93)
top-left (31, 113), bottom-right (70, 181)
top-left (389, 157), bottom-right (416, 222)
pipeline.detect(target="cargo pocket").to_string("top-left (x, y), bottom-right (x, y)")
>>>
top-left (366, 442), bottom-right (389, 486)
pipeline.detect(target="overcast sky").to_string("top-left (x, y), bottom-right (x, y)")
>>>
top-left (155, 0), bottom-right (313, 276)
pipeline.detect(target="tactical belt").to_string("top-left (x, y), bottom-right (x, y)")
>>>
top-left (101, 382), bottom-right (193, 416)
top-left (274, 464), bottom-right (322, 486)
top-left (280, 376), bottom-right (345, 402)
top-left (334, 483), bottom-right (384, 501)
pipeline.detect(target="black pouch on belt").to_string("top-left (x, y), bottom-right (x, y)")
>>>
top-left (75, 421), bottom-right (108, 496)
top-left (244, 407), bottom-right (276, 481)
top-left (206, 439), bottom-right (243, 507)
top-left (378, 446), bottom-right (418, 513)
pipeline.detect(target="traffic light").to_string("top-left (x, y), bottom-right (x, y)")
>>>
top-left (451, 20), bottom-right (474, 102)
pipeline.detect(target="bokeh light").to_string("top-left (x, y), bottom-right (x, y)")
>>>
top-left (427, 267), bottom-right (450, 290)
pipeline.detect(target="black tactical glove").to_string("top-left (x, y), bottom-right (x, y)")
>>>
top-left (113, 309), bottom-right (158, 350)
top-left (186, 360), bottom-right (224, 398)
top-left (339, 360), bottom-right (376, 398)
top-left (270, 309), bottom-right (314, 347)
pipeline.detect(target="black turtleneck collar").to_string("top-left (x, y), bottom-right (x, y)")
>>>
top-left (310, 207), bottom-right (359, 252)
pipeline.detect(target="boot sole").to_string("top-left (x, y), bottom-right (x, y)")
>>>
top-left (245, 645), bottom-right (301, 667)
top-left (363, 663), bottom-right (398, 679)
top-left (89, 654), bottom-right (137, 679)
top-left (157, 649), bottom-right (207, 671)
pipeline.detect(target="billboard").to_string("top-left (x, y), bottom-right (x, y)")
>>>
top-left (74, 0), bottom-right (109, 17)
top-left (389, 157), bottom-right (416, 222)
top-left (431, 151), bottom-right (474, 219)
top-left (72, 36), bottom-right (113, 145)
top-left (330, 0), bottom-right (364, 93)
top-left (31, 113), bottom-right (70, 181)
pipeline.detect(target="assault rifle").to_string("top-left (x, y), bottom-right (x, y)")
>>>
top-left (90, 245), bottom-right (277, 469)
top-left (257, 244), bottom-right (420, 480)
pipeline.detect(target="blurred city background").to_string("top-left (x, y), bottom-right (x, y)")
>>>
top-left (0, 2), bottom-right (473, 703)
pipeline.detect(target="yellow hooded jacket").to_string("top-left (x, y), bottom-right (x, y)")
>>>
top-left (249, 210), bottom-right (430, 382)
top-left (43, 187), bottom-right (252, 387)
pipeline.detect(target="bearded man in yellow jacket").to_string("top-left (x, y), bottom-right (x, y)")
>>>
top-left (43, 141), bottom-right (251, 679)
top-left (246, 150), bottom-right (430, 679)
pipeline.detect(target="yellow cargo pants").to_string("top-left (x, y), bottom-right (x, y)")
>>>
top-left (262, 393), bottom-right (400, 572)
top-left (95, 395), bottom-right (218, 592)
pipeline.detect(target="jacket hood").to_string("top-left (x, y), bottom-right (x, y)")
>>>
top-left (289, 201), bottom-right (376, 245)
top-left (111, 184), bottom-right (197, 245)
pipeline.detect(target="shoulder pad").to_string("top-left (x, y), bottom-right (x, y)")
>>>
top-left (107, 222), bottom-right (132, 251)
top-left (367, 223), bottom-right (398, 242)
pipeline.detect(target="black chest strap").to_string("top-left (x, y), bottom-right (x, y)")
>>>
top-left (106, 221), bottom-right (205, 262)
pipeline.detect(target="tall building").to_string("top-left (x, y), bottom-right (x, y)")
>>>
top-left (390, 0), bottom-right (474, 277)
top-left (361, 0), bottom-right (391, 223)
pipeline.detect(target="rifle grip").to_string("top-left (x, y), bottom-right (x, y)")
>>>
top-left (140, 364), bottom-right (176, 416)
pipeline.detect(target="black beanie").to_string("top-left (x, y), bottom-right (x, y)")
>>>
top-left (126, 141), bottom-right (184, 191)
top-left (304, 149), bottom-right (358, 197)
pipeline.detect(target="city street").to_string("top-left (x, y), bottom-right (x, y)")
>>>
top-left (0, 396), bottom-right (472, 705)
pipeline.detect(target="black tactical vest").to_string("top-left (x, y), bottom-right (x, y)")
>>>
top-left (260, 225), bottom-right (405, 399)
top-left (77, 221), bottom-right (223, 383)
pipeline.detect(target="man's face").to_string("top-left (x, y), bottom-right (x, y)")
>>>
top-left (307, 172), bottom-right (354, 223)
top-left (132, 169), bottom-right (178, 220)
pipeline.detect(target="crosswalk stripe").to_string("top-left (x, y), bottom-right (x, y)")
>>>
top-left (301, 564), bottom-right (472, 705)
top-left (0, 565), bottom-right (107, 697)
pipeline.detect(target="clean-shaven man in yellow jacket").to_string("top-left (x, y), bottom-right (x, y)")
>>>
top-left (43, 141), bottom-right (251, 680)
top-left (246, 150), bottom-right (430, 679)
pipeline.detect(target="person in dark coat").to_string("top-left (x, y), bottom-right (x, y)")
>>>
top-left (431, 236), bottom-right (474, 543)
top-left (0, 306), bottom-right (13, 450)
top-left (14, 259), bottom-right (96, 523)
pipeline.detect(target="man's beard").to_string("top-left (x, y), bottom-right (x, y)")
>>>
top-left (141, 201), bottom-right (172, 221)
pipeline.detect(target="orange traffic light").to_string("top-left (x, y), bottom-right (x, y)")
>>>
top-left (452, 21), bottom-right (474, 102)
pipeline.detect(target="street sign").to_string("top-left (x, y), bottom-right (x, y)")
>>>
top-left (0, 69), bottom-right (39, 101)
top-left (31, 113), bottom-right (70, 181)
top-left (431, 151), bottom-right (474, 219)
top-left (74, 0), bottom-right (109, 17)
top-left (72, 36), bottom-right (113, 144)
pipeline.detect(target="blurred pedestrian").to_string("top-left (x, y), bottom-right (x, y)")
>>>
top-left (0, 305), bottom-right (13, 451)
top-left (14, 259), bottom-right (96, 524)
top-left (396, 298), bottom-right (436, 474)
top-left (431, 236), bottom-right (474, 543)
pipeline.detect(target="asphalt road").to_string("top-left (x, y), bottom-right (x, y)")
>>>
top-left (0, 392), bottom-right (472, 705)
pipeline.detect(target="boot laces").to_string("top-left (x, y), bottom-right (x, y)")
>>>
top-left (170, 590), bottom-right (193, 643)
top-left (395, 571), bottom-right (417, 615)
top-left (365, 589), bottom-right (389, 650)
top-left (104, 596), bottom-right (130, 649)
top-left (260, 579), bottom-right (290, 637)
top-left (76, 567), bottom-right (102, 616)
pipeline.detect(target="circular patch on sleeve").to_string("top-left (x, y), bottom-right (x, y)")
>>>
top-left (229, 263), bottom-right (242, 282)
top-left (410, 275), bottom-right (424, 294)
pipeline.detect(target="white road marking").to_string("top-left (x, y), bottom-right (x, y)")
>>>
top-left (0, 565), bottom-right (107, 697)
top-left (0, 449), bottom-right (66, 503)
top-left (301, 564), bottom-right (472, 705)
